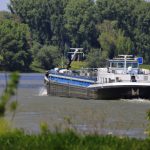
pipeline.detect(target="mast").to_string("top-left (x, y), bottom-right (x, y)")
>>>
top-left (118, 55), bottom-right (133, 73)
top-left (67, 48), bottom-right (84, 69)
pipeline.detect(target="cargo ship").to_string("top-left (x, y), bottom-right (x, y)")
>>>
top-left (44, 50), bottom-right (150, 100)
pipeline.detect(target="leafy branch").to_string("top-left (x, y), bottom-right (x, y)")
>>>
top-left (0, 72), bottom-right (20, 117)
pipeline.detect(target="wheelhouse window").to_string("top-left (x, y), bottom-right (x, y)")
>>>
top-left (111, 62), bottom-right (117, 68)
top-left (127, 62), bottom-right (132, 68)
top-left (132, 63), bottom-right (138, 68)
top-left (118, 62), bottom-right (124, 68)
top-left (127, 62), bottom-right (138, 68)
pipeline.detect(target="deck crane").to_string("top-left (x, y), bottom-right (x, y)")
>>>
top-left (67, 48), bottom-right (84, 69)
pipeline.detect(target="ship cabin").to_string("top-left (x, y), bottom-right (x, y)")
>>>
top-left (108, 55), bottom-right (140, 74)
top-left (97, 55), bottom-right (150, 84)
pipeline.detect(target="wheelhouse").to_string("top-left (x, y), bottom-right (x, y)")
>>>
top-left (108, 55), bottom-right (139, 74)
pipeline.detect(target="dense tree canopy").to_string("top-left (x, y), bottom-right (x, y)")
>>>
top-left (9, 0), bottom-right (52, 44)
top-left (0, 0), bottom-right (148, 70)
top-left (36, 46), bottom-right (60, 69)
top-left (0, 19), bottom-right (32, 71)
top-left (64, 0), bottom-right (98, 49)
top-left (96, 0), bottom-right (150, 63)
top-left (98, 20), bottom-right (133, 59)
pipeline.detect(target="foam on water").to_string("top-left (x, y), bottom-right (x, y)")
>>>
top-left (38, 87), bottom-right (47, 96)
top-left (121, 98), bottom-right (150, 104)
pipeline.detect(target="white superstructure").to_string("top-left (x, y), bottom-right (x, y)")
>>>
top-left (96, 55), bottom-right (150, 84)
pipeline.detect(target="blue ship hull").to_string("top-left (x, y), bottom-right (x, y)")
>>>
top-left (44, 72), bottom-right (97, 99)
top-left (48, 72), bottom-right (96, 87)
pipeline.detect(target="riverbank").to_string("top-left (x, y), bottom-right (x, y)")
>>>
top-left (0, 130), bottom-right (150, 150)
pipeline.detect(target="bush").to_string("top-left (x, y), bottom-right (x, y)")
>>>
top-left (34, 45), bottom-right (61, 70)
top-left (0, 130), bottom-right (150, 150)
top-left (86, 49), bottom-right (106, 68)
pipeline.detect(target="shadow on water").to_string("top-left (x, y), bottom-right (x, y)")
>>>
top-left (0, 73), bottom-right (150, 138)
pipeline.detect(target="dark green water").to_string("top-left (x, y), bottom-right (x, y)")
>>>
top-left (0, 73), bottom-right (150, 138)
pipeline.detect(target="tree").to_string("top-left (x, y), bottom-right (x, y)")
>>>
top-left (0, 19), bottom-right (32, 71)
top-left (98, 20), bottom-right (133, 59)
top-left (9, 0), bottom-right (69, 49)
top-left (8, 0), bottom-right (150, 64)
top-left (96, 0), bottom-right (150, 63)
top-left (133, 2), bottom-right (150, 63)
top-left (9, 0), bottom-right (52, 44)
top-left (64, 0), bottom-right (98, 49)
top-left (0, 72), bottom-right (19, 117)
top-left (49, 0), bottom-right (69, 51)
top-left (0, 11), bottom-right (13, 21)
top-left (35, 45), bottom-right (61, 69)
top-left (86, 48), bottom-right (106, 68)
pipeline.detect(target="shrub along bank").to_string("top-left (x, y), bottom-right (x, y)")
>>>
top-left (0, 130), bottom-right (149, 150)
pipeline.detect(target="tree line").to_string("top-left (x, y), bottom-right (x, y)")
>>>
top-left (0, 0), bottom-right (149, 71)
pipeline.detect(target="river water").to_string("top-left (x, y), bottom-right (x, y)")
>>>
top-left (0, 73), bottom-right (150, 138)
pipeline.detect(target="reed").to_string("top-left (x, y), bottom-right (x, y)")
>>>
top-left (0, 129), bottom-right (149, 150)
top-left (0, 118), bottom-right (12, 135)
top-left (0, 72), bottom-right (20, 135)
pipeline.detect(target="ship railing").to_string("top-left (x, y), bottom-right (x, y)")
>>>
top-left (98, 79), bottom-right (150, 84)
top-left (141, 69), bottom-right (150, 75)
top-left (98, 67), bottom-right (150, 75)
top-left (49, 70), bottom-right (97, 82)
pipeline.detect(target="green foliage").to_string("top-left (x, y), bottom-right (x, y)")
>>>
top-left (40, 122), bottom-right (49, 134)
top-left (49, 0), bottom-right (68, 50)
top-left (30, 41), bottom-right (63, 70)
top-left (133, 2), bottom-right (150, 63)
top-left (147, 110), bottom-right (150, 121)
top-left (0, 130), bottom-right (150, 149)
top-left (30, 62), bottom-right (45, 73)
top-left (71, 61), bottom-right (87, 70)
top-left (0, 118), bottom-right (12, 135)
top-left (98, 20), bottom-right (133, 59)
top-left (0, 11), bottom-right (13, 21)
top-left (9, 0), bottom-right (68, 47)
top-left (147, 109), bottom-right (150, 137)
top-left (34, 45), bottom-right (61, 69)
top-left (9, 0), bottom-right (51, 44)
top-left (0, 72), bottom-right (19, 135)
top-left (0, 11), bottom-right (20, 23)
top-left (10, 101), bottom-right (18, 112)
top-left (3, 0), bottom-right (150, 70)
top-left (0, 19), bottom-right (32, 71)
top-left (0, 72), bottom-right (20, 116)
top-left (86, 48), bottom-right (106, 68)
top-left (140, 65), bottom-right (150, 70)
top-left (96, 0), bottom-right (150, 62)
top-left (64, 0), bottom-right (98, 49)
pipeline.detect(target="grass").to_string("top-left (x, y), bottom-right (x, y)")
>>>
top-left (29, 61), bottom-right (45, 73)
top-left (0, 119), bottom-right (12, 135)
top-left (23, 61), bottom-right (150, 73)
top-left (70, 61), bottom-right (87, 70)
top-left (29, 60), bottom-right (87, 73)
top-left (140, 65), bottom-right (150, 70)
top-left (0, 130), bottom-right (149, 150)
